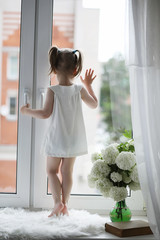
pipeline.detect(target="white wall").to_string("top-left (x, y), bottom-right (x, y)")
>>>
top-left (0, 0), bottom-right (21, 11)
top-left (53, 0), bottom-right (75, 14)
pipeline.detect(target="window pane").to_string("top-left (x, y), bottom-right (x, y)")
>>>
top-left (48, 0), bottom-right (100, 195)
top-left (48, 0), bottom-right (131, 195)
top-left (10, 97), bottom-right (16, 115)
top-left (7, 54), bottom-right (19, 80)
top-left (0, 0), bottom-right (21, 193)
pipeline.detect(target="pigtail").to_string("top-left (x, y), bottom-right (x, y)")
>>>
top-left (49, 46), bottom-right (59, 75)
top-left (74, 50), bottom-right (83, 77)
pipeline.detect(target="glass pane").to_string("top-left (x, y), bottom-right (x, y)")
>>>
top-left (10, 97), bottom-right (16, 115)
top-left (48, 0), bottom-right (131, 195)
top-left (0, 0), bottom-right (21, 193)
top-left (7, 54), bottom-right (19, 80)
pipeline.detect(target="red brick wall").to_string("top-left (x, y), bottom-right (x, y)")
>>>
top-left (3, 28), bottom-right (20, 47)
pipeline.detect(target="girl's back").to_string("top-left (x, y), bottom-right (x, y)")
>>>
top-left (41, 84), bottom-right (87, 158)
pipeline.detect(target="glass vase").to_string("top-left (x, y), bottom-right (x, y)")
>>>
top-left (110, 199), bottom-right (132, 222)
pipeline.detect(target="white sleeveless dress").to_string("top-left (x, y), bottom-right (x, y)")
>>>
top-left (40, 84), bottom-right (88, 158)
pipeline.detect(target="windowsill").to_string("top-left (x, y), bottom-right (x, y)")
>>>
top-left (6, 115), bottom-right (17, 121)
top-left (7, 78), bottom-right (18, 81)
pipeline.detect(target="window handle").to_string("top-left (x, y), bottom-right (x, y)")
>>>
top-left (23, 88), bottom-right (30, 105)
top-left (39, 88), bottom-right (45, 108)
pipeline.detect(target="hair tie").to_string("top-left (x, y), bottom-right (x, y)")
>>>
top-left (72, 50), bottom-right (78, 54)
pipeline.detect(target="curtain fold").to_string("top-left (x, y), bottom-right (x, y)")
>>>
top-left (126, 1), bottom-right (160, 239)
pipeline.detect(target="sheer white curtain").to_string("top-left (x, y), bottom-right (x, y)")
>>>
top-left (126, 0), bottom-right (160, 239)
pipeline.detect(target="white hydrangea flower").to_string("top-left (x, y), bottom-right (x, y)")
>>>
top-left (115, 151), bottom-right (136, 170)
top-left (102, 191), bottom-right (110, 197)
top-left (129, 181), bottom-right (141, 191)
top-left (87, 174), bottom-right (97, 188)
top-left (91, 152), bottom-right (102, 163)
top-left (110, 172), bottom-right (122, 182)
top-left (101, 144), bottom-right (119, 165)
top-left (122, 172), bottom-right (131, 184)
top-left (90, 160), bottom-right (111, 179)
top-left (109, 186), bottom-right (128, 202)
top-left (130, 166), bottom-right (139, 183)
top-left (95, 178), bottom-right (113, 194)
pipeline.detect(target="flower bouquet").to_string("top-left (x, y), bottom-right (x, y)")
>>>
top-left (88, 130), bottom-right (140, 222)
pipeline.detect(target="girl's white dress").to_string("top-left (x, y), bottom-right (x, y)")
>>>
top-left (40, 84), bottom-right (88, 158)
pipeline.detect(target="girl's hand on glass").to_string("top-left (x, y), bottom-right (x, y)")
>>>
top-left (80, 68), bottom-right (96, 87)
top-left (20, 103), bottom-right (30, 114)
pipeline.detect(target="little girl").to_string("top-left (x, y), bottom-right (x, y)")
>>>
top-left (20, 47), bottom-right (98, 217)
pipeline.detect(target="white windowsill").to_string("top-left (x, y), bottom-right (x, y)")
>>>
top-left (6, 115), bottom-right (17, 121)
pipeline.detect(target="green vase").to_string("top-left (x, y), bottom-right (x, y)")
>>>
top-left (110, 199), bottom-right (132, 222)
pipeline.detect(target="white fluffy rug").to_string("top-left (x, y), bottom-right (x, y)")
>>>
top-left (0, 207), bottom-right (107, 239)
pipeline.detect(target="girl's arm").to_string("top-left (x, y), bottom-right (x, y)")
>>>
top-left (20, 88), bottom-right (54, 119)
top-left (80, 68), bottom-right (98, 109)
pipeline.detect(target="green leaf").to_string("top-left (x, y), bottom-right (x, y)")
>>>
top-left (128, 145), bottom-right (135, 152)
top-left (123, 129), bottom-right (132, 139)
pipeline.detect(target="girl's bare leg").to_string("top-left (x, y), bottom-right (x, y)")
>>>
top-left (57, 159), bottom-right (63, 184)
top-left (60, 157), bottom-right (76, 215)
top-left (46, 156), bottom-right (64, 217)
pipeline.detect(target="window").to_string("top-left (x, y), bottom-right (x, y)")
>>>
top-left (7, 52), bottom-right (19, 81)
top-left (6, 90), bottom-right (18, 121)
top-left (0, 0), bottom-right (144, 214)
top-left (10, 97), bottom-right (16, 115)
top-left (0, 0), bottom-right (35, 207)
top-left (8, 95), bottom-right (17, 119)
top-left (0, 5), bottom-right (21, 196)
top-left (47, 0), bottom-right (100, 196)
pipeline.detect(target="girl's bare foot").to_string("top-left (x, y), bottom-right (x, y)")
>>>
top-left (48, 202), bottom-right (64, 217)
top-left (60, 204), bottom-right (69, 216)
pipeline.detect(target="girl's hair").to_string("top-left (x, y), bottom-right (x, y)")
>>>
top-left (49, 46), bottom-right (82, 77)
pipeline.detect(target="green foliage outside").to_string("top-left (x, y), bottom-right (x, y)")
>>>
top-left (117, 130), bottom-right (135, 153)
top-left (100, 54), bottom-right (132, 142)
